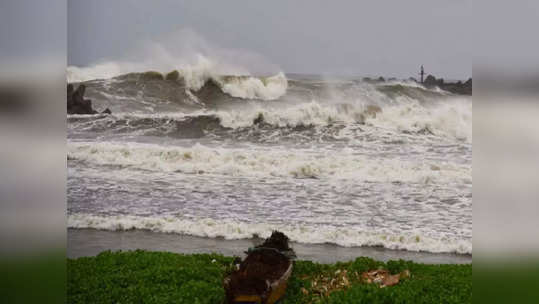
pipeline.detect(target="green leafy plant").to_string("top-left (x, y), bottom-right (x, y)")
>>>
top-left (68, 250), bottom-right (471, 303)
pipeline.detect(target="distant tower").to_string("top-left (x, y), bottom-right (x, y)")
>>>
top-left (420, 65), bottom-right (425, 83)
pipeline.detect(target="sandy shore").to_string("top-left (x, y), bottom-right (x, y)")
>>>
top-left (68, 228), bottom-right (471, 264)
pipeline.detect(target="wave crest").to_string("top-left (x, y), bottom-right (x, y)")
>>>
top-left (67, 141), bottom-right (471, 183)
top-left (68, 213), bottom-right (472, 254)
top-left (217, 72), bottom-right (287, 100)
top-left (67, 63), bottom-right (288, 101)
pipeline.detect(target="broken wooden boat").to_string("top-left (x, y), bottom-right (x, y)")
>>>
top-left (224, 231), bottom-right (295, 304)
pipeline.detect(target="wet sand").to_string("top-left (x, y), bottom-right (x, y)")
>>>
top-left (68, 228), bottom-right (471, 264)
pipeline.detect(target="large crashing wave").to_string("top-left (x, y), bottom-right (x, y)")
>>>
top-left (68, 97), bottom-right (472, 143)
top-left (67, 65), bottom-right (288, 101)
top-left (67, 63), bottom-right (471, 143)
top-left (212, 97), bottom-right (471, 142)
top-left (217, 73), bottom-right (287, 100)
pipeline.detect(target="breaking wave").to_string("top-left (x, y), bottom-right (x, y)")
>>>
top-left (67, 213), bottom-right (472, 254)
top-left (216, 73), bottom-right (287, 100)
top-left (67, 141), bottom-right (471, 183)
top-left (213, 98), bottom-right (471, 142)
top-left (67, 33), bottom-right (471, 258)
top-left (68, 96), bottom-right (472, 142)
top-left (67, 65), bottom-right (288, 101)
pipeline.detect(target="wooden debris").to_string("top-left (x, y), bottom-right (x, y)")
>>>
top-left (361, 269), bottom-right (410, 288)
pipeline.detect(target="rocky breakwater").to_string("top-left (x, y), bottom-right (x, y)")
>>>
top-left (423, 75), bottom-right (472, 95)
top-left (67, 84), bottom-right (111, 115)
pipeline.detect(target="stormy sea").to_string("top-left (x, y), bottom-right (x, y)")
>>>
top-left (66, 65), bottom-right (472, 262)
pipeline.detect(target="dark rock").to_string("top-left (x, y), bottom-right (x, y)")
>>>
top-left (101, 108), bottom-right (112, 114)
top-left (67, 83), bottom-right (74, 100)
top-left (67, 84), bottom-right (111, 114)
top-left (424, 75), bottom-right (438, 87)
top-left (421, 74), bottom-right (471, 95)
top-left (362, 77), bottom-right (386, 84)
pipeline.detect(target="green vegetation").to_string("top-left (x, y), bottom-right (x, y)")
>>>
top-left (68, 250), bottom-right (471, 303)
top-left (141, 71), bottom-right (164, 81)
top-left (166, 70), bottom-right (180, 81)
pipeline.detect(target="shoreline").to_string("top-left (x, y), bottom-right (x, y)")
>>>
top-left (68, 228), bottom-right (471, 264)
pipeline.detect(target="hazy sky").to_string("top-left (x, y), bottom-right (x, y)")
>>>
top-left (68, 0), bottom-right (471, 79)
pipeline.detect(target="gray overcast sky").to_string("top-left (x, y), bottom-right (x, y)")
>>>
top-left (68, 0), bottom-right (471, 79)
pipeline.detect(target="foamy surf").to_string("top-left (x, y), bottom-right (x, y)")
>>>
top-left (68, 65), bottom-right (471, 259)
top-left (68, 141), bottom-right (471, 183)
top-left (67, 95), bottom-right (471, 143)
top-left (213, 98), bottom-right (471, 142)
top-left (67, 57), bottom-right (288, 101)
top-left (67, 213), bottom-right (471, 254)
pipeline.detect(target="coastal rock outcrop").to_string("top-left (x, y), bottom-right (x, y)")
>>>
top-left (362, 77), bottom-right (387, 84)
top-left (67, 84), bottom-right (111, 115)
top-left (423, 74), bottom-right (472, 95)
top-left (423, 75), bottom-right (440, 87)
top-left (364, 74), bottom-right (471, 95)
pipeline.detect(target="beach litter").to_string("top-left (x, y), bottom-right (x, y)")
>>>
top-left (361, 268), bottom-right (411, 288)
top-left (308, 269), bottom-right (353, 298)
top-left (302, 267), bottom-right (411, 299)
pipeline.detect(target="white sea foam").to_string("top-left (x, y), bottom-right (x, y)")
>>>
top-left (216, 72), bottom-right (288, 100)
top-left (209, 97), bottom-right (472, 142)
top-left (68, 141), bottom-right (470, 183)
top-left (367, 97), bottom-right (472, 142)
top-left (68, 94), bottom-right (471, 143)
top-left (213, 100), bottom-right (362, 128)
top-left (67, 55), bottom-right (288, 101)
top-left (68, 213), bottom-right (472, 254)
